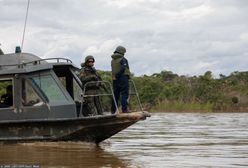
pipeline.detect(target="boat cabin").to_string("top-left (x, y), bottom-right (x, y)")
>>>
top-left (0, 52), bottom-right (149, 143)
top-left (0, 53), bottom-right (85, 121)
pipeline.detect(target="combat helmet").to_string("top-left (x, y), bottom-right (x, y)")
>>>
top-left (85, 55), bottom-right (95, 63)
top-left (81, 55), bottom-right (95, 67)
top-left (114, 46), bottom-right (126, 55)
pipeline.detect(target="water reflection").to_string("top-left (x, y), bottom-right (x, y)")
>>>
top-left (0, 142), bottom-right (129, 168)
top-left (1, 113), bottom-right (248, 168)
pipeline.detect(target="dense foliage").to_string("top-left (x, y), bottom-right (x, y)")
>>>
top-left (99, 70), bottom-right (248, 112)
top-left (1, 70), bottom-right (247, 112)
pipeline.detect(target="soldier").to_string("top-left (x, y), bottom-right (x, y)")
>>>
top-left (111, 46), bottom-right (131, 113)
top-left (79, 55), bottom-right (103, 116)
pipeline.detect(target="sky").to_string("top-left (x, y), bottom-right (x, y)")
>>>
top-left (0, 0), bottom-right (248, 77)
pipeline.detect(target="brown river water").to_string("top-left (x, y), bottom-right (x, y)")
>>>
top-left (0, 112), bottom-right (248, 168)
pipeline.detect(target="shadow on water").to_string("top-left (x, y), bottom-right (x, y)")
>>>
top-left (0, 142), bottom-right (129, 167)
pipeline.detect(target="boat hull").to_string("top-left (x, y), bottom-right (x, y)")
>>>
top-left (0, 111), bottom-right (150, 144)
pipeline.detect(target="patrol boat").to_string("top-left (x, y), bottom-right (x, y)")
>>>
top-left (0, 51), bottom-right (150, 144)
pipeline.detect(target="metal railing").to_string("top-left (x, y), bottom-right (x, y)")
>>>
top-left (129, 80), bottom-right (144, 111)
top-left (0, 58), bottom-right (72, 69)
top-left (80, 81), bottom-right (119, 116)
top-left (80, 80), bottom-right (144, 117)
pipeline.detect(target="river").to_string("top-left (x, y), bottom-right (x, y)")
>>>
top-left (0, 112), bottom-right (248, 168)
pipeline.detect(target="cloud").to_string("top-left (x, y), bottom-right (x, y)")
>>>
top-left (1, 0), bottom-right (248, 76)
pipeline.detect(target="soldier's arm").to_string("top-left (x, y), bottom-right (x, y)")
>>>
top-left (82, 75), bottom-right (98, 83)
top-left (79, 72), bottom-right (97, 84)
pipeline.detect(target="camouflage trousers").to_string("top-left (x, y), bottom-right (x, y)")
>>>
top-left (84, 89), bottom-right (103, 116)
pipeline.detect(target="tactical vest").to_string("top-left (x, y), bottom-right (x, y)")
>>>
top-left (111, 57), bottom-right (131, 78)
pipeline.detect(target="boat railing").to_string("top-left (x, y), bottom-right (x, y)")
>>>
top-left (80, 80), bottom-right (143, 117)
top-left (0, 58), bottom-right (72, 69)
top-left (80, 81), bottom-right (119, 116)
top-left (128, 80), bottom-right (144, 111)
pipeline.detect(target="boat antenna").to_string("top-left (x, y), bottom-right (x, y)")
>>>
top-left (21, 0), bottom-right (31, 52)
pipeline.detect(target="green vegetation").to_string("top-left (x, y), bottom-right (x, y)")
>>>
top-left (0, 81), bottom-right (12, 95)
top-left (1, 70), bottom-right (248, 112)
top-left (99, 70), bottom-right (248, 112)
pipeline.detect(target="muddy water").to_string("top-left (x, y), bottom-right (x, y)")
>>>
top-left (0, 113), bottom-right (248, 168)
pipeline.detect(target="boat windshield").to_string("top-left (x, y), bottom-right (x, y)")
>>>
top-left (30, 74), bottom-right (68, 104)
top-left (22, 78), bottom-right (44, 106)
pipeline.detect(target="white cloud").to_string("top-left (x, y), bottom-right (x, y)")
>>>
top-left (1, 0), bottom-right (248, 76)
top-left (84, 38), bottom-right (122, 56)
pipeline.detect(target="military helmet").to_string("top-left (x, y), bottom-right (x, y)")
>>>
top-left (84, 55), bottom-right (95, 63)
top-left (114, 46), bottom-right (126, 55)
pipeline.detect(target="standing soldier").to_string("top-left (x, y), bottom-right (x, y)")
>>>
top-left (79, 55), bottom-right (103, 116)
top-left (111, 46), bottom-right (131, 113)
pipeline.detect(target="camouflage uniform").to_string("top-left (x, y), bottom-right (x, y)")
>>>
top-left (79, 56), bottom-right (103, 116)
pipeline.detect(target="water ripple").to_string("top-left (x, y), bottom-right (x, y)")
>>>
top-left (1, 113), bottom-right (248, 168)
